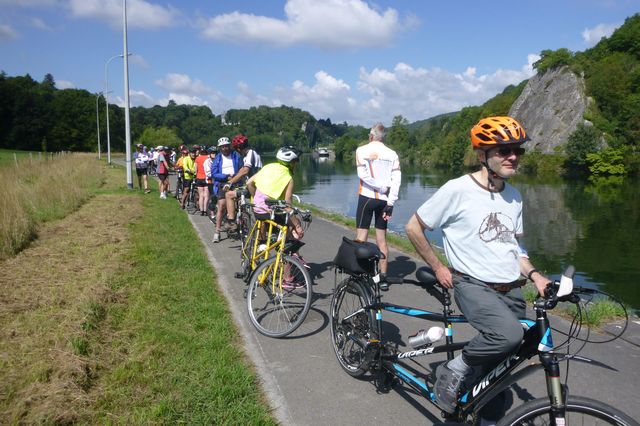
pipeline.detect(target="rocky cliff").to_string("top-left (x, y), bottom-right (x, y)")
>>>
top-left (509, 66), bottom-right (589, 153)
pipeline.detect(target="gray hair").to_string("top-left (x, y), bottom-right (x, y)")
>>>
top-left (369, 123), bottom-right (386, 142)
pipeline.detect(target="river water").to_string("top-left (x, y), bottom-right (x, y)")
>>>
top-left (291, 156), bottom-right (640, 311)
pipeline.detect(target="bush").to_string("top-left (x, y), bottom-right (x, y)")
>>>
top-left (587, 147), bottom-right (627, 175)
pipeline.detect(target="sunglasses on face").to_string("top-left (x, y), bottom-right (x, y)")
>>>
top-left (495, 146), bottom-right (526, 157)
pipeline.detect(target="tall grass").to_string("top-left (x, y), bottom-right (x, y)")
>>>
top-left (0, 152), bottom-right (103, 259)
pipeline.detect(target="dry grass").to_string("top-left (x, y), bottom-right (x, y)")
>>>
top-left (0, 152), bottom-right (104, 260)
top-left (0, 164), bottom-right (140, 424)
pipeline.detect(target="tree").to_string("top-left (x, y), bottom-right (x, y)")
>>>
top-left (136, 126), bottom-right (183, 149)
top-left (533, 48), bottom-right (574, 74)
top-left (565, 124), bottom-right (601, 171)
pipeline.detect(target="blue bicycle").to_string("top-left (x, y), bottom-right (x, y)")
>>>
top-left (330, 243), bottom-right (636, 425)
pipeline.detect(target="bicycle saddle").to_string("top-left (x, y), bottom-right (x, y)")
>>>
top-left (355, 245), bottom-right (383, 261)
top-left (416, 266), bottom-right (438, 287)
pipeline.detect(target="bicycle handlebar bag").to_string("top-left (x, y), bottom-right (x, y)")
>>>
top-left (333, 236), bottom-right (381, 275)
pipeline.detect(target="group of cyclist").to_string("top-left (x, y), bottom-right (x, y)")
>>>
top-left (139, 115), bottom-right (558, 424)
top-left (147, 133), bottom-right (304, 251)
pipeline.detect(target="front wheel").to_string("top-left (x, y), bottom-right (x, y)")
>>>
top-left (246, 255), bottom-right (313, 338)
top-left (498, 395), bottom-right (638, 426)
top-left (330, 277), bottom-right (376, 378)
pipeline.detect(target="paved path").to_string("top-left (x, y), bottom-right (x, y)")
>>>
top-left (174, 198), bottom-right (640, 425)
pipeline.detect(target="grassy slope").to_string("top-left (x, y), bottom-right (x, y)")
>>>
top-left (0, 163), bottom-right (275, 424)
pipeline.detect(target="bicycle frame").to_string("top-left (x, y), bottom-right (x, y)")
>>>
top-left (357, 275), bottom-right (569, 420)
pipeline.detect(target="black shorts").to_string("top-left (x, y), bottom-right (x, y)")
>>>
top-left (136, 167), bottom-right (148, 176)
top-left (158, 173), bottom-right (168, 181)
top-left (254, 211), bottom-right (287, 226)
top-left (183, 179), bottom-right (193, 189)
top-left (195, 179), bottom-right (208, 187)
top-left (356, 194), bottom-right (388, 230)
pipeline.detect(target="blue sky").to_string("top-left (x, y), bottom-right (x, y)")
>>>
top-left (1, 0), bottom-right (638, 125)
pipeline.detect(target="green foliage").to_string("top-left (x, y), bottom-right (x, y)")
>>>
top-left (136, 126), bottom-right (183, 149)
top-left (519, 151), bottom-right (565, 176)
top-left (533, 48), bottom-right (574, 74)
top-left (565, 124), bottom-right (601, 170)
top-left (587, 147), bottom-right (627, 175)
top-left (333, 134), bottom-right (361, 162)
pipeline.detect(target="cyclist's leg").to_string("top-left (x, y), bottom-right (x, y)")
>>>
top-left (225, 189), bottom-right (237, 223)
top-left (355, 194), bottom-right (375, 242)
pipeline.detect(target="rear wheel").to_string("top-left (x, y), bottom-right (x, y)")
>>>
top-left (246, 255), bottom-right (313, 338)
top-left (330, 277), bottom-right (376, 377)
top-left (498, 395), bottom-right (638, 426)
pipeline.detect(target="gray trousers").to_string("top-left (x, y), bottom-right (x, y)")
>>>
top-left (453, 274), bottom-right (527, 367)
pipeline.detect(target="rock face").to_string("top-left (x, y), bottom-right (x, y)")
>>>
top-left (509, 66), bottom-right (589, 153)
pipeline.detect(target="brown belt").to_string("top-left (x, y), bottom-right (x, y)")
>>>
top-left (452, 270), bottom-right (527, 293)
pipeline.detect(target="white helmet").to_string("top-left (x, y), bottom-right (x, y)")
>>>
top-left (217, 137), bottom-right (231, 147)
top-left (276, 146), bottom-right (301, 163)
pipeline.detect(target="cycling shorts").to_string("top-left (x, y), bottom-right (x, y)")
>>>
top-left (254, 211), bottom-right (287, 226)
top-left (183, 179), bottom-right (193, 189)
top-left (136, 167), bottom-right (148, 176)
top-left (157, 173), bottom-right (168, 182)
top-left (195, 178), bottom-right (208, 187)
top-left (356, 194), bottom-right (388, 230)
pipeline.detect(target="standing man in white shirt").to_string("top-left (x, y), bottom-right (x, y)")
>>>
top-left (354, 123), bottom-right (401, 289)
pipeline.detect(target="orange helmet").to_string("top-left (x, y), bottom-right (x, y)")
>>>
top-left (470, 116), bottom-right (529, 148)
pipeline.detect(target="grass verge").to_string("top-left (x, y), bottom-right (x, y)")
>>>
top-left (0, 152), bottom-right (104, 259)
top-left (0, 162), bottom-right (275, 424)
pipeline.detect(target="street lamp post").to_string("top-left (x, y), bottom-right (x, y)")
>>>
top-left (123, 0), bottom-right (133, 189)
top-left (104, 54), bottom-right (123, 165)
top-left (104, 53), bottom-right (133, 166)
top-left (94, 93), bottom-right (102, 160)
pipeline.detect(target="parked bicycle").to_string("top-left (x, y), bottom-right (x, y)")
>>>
top-left (244, 199), bottom-right (313, 338)
top-left (330, 241), bottom-right (636, 426)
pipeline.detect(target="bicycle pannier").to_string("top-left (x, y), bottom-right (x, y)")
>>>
top-left (333, 236), bottom-right (380, 275)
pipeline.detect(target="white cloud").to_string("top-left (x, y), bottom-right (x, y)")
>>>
top-left (30, 17), bottom-right (53, 31)
top-left (582, 22), bottom-right (620, 47)
top-left (56, 79), bottom-right (75, 89)
top-left (0, 0), bottom-right (58, 6)
top-left (200, 0), bottom-right (402, 48)
top-left (68, 0), bottom-right (180, 30)
top-left (155, 73), bottom-right (217, 97)
top-left (136, 55), bottom-right (537, 126)
top-left (0, 24), bottom-right (19, 41)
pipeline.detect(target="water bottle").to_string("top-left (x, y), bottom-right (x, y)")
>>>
top-left (408, 326), bottom-right (445, 348)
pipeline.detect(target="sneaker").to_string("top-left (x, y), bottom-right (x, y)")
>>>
top-left (379, 273), bottom-right (389, 291)
top-left (282, 278), bottom-right (304, 290)
top-left (160, 193), bottom-right (167, 199)
top-left (144, 189), bottom-right (151, 194)
top-left (434, 361), bottom-right (468, 414)
top-left (213, 232), bottom-right (220, 243)
top-left (225, 220), bottom-right (238, 232)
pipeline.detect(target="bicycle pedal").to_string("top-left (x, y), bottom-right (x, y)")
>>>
top-left (234, 272), bottom-right (244, 279)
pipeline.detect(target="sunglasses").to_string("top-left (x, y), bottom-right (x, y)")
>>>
top-left (495, 146), bottom-right (525, 157)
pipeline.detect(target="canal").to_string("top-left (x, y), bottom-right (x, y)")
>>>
top-left (292, 156), bottom-right (640, 311)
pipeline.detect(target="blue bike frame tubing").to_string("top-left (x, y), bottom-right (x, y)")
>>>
top-left (365, 281), bottom-right (563, 417)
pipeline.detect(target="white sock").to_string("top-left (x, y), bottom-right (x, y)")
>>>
top-left (447, 354), bottom-right (474, 376)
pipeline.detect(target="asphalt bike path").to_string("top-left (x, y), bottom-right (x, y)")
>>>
top-left (176, 199), bottom-right (640, 425)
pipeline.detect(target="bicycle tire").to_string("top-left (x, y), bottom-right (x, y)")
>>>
top-left (239, 210), bottom-right (253, 247)
top-left (246, 255), bottom-right (313, 338)
top-left (498, 395), bottom-right (638, 426)
top-left (330, 277), bottom-right (376, 377)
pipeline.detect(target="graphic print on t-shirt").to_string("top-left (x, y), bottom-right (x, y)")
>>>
top-left (478, 212), bottom-right (515, 243)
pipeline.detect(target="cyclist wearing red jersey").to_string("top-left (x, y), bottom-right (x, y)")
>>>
top-left (194, 146), bottom-right (209, 216)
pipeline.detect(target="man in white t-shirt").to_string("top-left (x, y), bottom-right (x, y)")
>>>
top-left (354, 123), bottom-right (401, 288)
top-left (405, 117), bottom-right (551, 419)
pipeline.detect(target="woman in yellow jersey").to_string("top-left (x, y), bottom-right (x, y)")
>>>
top-left (247, 146), bottom-right (304, 240)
